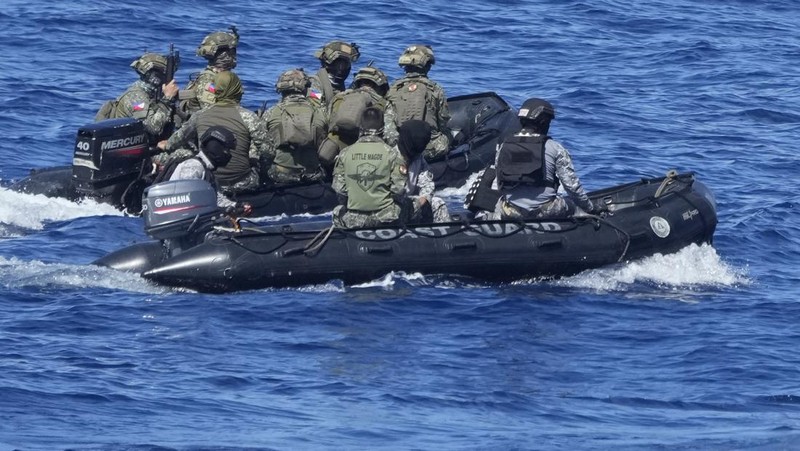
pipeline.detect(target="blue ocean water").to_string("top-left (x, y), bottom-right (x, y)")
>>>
top-left (0, 0), bottom-right (798, 449)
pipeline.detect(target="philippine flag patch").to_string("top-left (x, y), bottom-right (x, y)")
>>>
top-left (132, 101), bottom-right (146, 111)
top-left (207, 83), bottom-right (216, 93)
top-left (309, 90), bottom-right (322, 100)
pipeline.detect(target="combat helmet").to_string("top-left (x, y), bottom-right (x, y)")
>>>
top-left (314, 41), bottom-right (361, 65)
top-left (398, 44), bottom-right (435, 68)
top-left (353, 66), bottom-right (389, 91)
top-left (518, 98), bottom-right (555, 121)
top-left (275, 68), bottom-right (311, 94)
top-left (196, 28), bottom-right (239, 59)
top-left (130, 52), bottom-right (168, 76)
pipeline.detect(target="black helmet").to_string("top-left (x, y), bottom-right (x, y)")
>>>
top-left (518, 98), bottom-right (555, 121)
top-left (360, 107), bottom-right (384, 133)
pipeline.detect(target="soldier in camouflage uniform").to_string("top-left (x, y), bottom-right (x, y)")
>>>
top-left (262, 69), bottom-right (328, 186)
top-left (385, 45), bottom-right (451, 160)
top-left (318, 66), bottom-right (398, 174)
top-left (181, 28), bottom-right (239, 115)
top-left (95, 52), bottom-right (179, 141)
top-left (481, 98), bottom-right (603, 220)
top-left (309, 41), bottom-right (361, 107)
top-left (157, 71), bottom-right (270, 195)
top-left (397, 120), bottom-right (450, 223)
top-left (332, 107), bottom-right (408, 229)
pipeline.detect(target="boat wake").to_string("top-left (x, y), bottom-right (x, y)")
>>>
top-left (0, 255), bottom-right (170, 294)
top-left (551, 243), bottom-right (748, 292)
top-left (0, 187), bottom-right (123, 233)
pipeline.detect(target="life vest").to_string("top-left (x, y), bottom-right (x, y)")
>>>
top-left (496, 135), bottom-right (555, 189)
top-left (388, 76), bottom-right (438, 129)
top-left (341, 141), bottom-right (395, 212)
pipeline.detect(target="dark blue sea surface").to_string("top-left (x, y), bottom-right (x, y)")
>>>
top-left (0, 0), bottom-right (798, 449)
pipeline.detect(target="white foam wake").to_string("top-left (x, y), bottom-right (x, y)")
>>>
top-left (0, 187), bottom-right (123, 231)
top-left (0, 255), bottom-right (170, 294)
top-left (552, 243), bottom-right (748, 291)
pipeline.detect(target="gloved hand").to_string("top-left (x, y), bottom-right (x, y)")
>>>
top-left (228, 202), bottom-right (253, 217)
top-left (590, 202), bottom-right (610, 216)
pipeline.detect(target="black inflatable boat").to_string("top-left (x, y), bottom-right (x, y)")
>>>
top-left (10, 92), bottom-right (518, 217)
top-left (94, 171), bottom-right (717, 293)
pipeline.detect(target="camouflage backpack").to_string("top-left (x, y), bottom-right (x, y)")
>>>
top-left (388, 78), bottom-right (436, 128)
top-left (94, 99), bottom-right (120, 121)
top-left (275, 100), bottom-right (317, 149)
top-left (330, 90), bottom-right (374, 132)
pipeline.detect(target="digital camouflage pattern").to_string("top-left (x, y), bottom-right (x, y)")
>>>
top-left (332, 134), bottom-right (406, 228)
top-left (183, 68), bottom-right (219, 113)
top-left (109, 80), bottom-right (175, 140)
top-left (403, 156), bottom-right (450, 223)
top-left (386, 72), bottom-right (451, 159)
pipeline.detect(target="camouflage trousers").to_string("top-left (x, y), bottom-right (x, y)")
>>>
top-left (267, 166), bottom-right (324, 187)
top-left (422, 132), bottom-right (451, 161)
top-left (409, 196), bottom-right (450, 223)
top-left (332, 203), bottom-right (403, 229)
top-left (220, 169), bottom-right (260, 195)
top-left (153, 147), bottom-right (194, 167)
top-left (488, 196), bottom-right (575, 220)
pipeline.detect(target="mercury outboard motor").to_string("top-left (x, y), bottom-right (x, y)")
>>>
top-left (143, 179), bottom-right (221, 255)
top-left (72, 118), bottom-right (149, 205)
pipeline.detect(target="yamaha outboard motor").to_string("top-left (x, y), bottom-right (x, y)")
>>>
top-left (143, 180), bottom-right (221, 255)
top-left (72, 118), bottom-right (149, 205)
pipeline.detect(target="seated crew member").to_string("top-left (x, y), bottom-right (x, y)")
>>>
top-left (160, 126), bottom-right (247, 214)
top-left (318, 66), bottom-right (398, 175)
top-left (331, 107), bottom-right (408, 228)
top-left (480, 98), bottom-right (603, 220)
top-left (309, 40), bottom-right (361, 107)
top-left (262, 69), bottom-right (328, 186)
top-left (397, 120), bottom-right (450, 223)
top-left (95, 52), bottom-right (180, 142)
top-left (385, 44), bottom-right (451, 159)
top-left (157, 71), bottom-right (270, 195)
top-left (182, 28), bottom-right (240, 115)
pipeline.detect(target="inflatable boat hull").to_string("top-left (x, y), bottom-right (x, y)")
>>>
top-left (95, 172), bottom-right (717, 293)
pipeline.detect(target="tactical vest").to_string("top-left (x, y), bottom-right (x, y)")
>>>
top-left (388, 76), bottom-right (437, 129)
top-left (496, 135), bottom-right (555, 189)
top-left (342, 141), bottom-right (395, 212)
top-left (330, 89), bottom-right (374, 131)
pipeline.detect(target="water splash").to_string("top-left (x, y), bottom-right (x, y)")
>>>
top-left (352, 271), bottom-right (430, 289)
top-left (0, 187), bottom-right (123, 231)
top-left (553, 243), bottom-right (748, 291)
top-left (0, 255), bottom-right (170, 294)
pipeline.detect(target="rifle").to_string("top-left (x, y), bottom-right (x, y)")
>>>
top-left (165, 43), bottom-right (180, 85)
